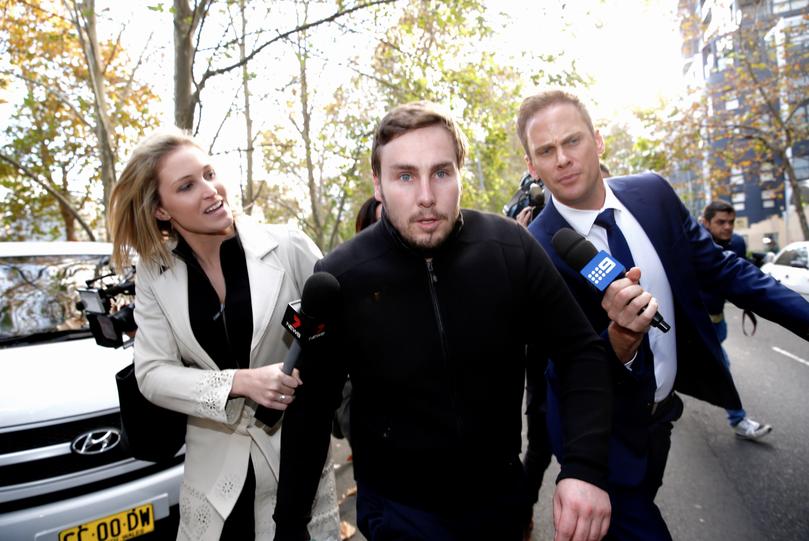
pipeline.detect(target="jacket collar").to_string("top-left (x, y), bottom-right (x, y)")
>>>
top-left (150, 217), bottom-right (284, 366)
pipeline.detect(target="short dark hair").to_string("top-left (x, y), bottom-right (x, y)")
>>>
top-left (355, 196), bottom-right (381, 233)
top-left (517, 90), bottom-right (595, 158)
top-left (370, 101), bottom-right (467, 177)
top-left (703, 200), bottom-right (735, 222)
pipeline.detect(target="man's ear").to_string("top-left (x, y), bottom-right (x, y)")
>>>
top-left (595, 129), bottom-right (605, 156)
top-left (373, 175), bottom-right (382, 202)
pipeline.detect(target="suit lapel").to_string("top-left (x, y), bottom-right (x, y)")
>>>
top-left (538, 199), bottom-right (581, 281)
top-left (238, 221), bottom-right (284, 358)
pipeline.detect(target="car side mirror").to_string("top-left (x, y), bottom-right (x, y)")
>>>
top-left (764, 252), bottom-right (776, 264)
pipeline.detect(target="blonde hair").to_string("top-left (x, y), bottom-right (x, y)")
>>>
top-left (370, 101), bottom-right (468, 177)
top-left (517, 90), bottom-right (595, 158)
top-left (109, 127), bottom-right (200, 270)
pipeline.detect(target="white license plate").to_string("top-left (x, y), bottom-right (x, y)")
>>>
top-left (58, 503), bottom-right (155, 541)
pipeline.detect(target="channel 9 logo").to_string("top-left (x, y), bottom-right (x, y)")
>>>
top-left (580, 251), bottom-right (625, 292)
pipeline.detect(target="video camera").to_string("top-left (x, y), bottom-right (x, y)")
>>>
top-left (77, 270), bottom-right (137, 348)
top-left (503, 172), bottom-right (545, 222)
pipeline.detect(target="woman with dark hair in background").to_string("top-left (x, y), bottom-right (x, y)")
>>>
top-left (354, 196), bottom-right (382, 233)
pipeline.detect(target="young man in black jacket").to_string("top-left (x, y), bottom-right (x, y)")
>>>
top-left (273, 102), bottom-right (614, 541)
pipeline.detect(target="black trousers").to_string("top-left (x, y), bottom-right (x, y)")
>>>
top-left (220, 459), bottom-right (256, 540)
top-left (356, 478), bottom-right (530, 541)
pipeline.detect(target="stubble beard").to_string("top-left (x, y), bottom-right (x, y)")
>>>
top-left (378, 189), bottom-right (455, 251)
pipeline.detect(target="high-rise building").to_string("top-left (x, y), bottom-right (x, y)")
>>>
top-left (676, 0), bottom-right (809, 250)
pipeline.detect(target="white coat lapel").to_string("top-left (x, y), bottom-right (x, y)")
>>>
top-left (150, 259), bottom-right (220, 370)
top-left (239, 221), bottom-right (283, 357)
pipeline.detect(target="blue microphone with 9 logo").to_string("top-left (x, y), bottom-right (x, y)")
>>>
top-left (552, 227), bottom-right (671, 332)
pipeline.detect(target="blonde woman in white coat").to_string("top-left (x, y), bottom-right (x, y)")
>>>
top-left (109, 128), bottom-right (340, 541)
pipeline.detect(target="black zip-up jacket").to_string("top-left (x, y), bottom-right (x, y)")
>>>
top-left (274, 209), bottom-right (612, 539)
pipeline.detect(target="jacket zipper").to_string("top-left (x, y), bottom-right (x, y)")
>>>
top-left (425, 259), bottom-right (462, 435)
top-left (425, 260), bottom-right (449, 359)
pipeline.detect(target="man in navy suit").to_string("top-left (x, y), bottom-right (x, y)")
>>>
top-left (518, 90), bottom-right (809, 540)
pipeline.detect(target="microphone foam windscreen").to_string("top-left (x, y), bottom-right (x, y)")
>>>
top-left (552, 228), bottom-right (599, 270)
top-left (300, 271), bottom-right (341, 318)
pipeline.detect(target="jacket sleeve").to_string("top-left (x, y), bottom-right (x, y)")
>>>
top-left (520, 227), bottom-right (613, 490)
top-left (274, 259), bottom-right (346, 540)
top-left (133, 261), bottom-right (242, 424)
top-left (664, 181), bottom-right (809, 341)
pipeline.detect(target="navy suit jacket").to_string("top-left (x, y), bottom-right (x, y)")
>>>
top-left (528, 173), bottom-right (809, 486)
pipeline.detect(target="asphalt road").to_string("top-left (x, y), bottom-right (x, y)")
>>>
top-left (334, 304), bottom-right (809, 540)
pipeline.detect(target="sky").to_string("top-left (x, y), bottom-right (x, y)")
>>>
top-left (489, 0), bottom-right (684, 128)
top-left (95, 0), bottom-right (685, 132)
top-left (1, 1), bottom-right (687, 202)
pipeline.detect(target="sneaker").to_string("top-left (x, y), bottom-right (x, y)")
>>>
top-left (733, 417), bottom-right (773, 440)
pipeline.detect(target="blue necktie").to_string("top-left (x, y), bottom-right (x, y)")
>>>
top-left (595, 208), bottom-right (657, 392)
top-left (595, 208), bottom-right (635, 268)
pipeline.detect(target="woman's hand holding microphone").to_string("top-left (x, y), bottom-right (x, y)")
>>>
top-left (231, 363), bottom-right (303, 410)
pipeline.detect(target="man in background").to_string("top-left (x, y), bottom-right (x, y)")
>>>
top-left (700, 200), bottom-right (772, 440)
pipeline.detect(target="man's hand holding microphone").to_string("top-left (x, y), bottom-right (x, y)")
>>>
top-left (552, 228), bottom-right (669, 364)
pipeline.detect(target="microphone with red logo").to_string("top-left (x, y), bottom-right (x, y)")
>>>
top-left (552, 227), bottom-right (670, 332)
top-left (254, 271), bottom-right (341, 426)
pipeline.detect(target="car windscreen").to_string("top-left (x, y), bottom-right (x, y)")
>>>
top-left (0, 254), bottom-right (110, 342)
top-left (774, 246), bottom-right (809, 268)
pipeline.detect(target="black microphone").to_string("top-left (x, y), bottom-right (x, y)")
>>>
top-left (254, 272), bottom-right (341, 426)
top-left (552, 228), bottom-right (671, 333)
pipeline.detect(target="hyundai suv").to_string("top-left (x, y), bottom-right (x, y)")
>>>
top-left (0, 242), bottom-right (183, 540)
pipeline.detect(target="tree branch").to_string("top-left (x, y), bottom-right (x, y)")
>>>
top-left (784, 96), bottom-right (809, 126)
top-left (737, 25), bottom-right (787, 136)
top-left (117, 32), bottom-right (154, 123)
top-left (0, 151), bottom-right (96, 240)
top-left (1, 70), bottom-right (92, 128)
top-left (191, 0), bottom-right (396, 104)
top-left (101, 25), bottom-right (124, 76)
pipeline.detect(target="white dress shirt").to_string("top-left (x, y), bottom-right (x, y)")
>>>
top-left (553, 180), bottom-right (677, 402)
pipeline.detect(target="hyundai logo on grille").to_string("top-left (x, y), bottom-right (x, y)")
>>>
top-left (71, 428), bottom-right (122, 455)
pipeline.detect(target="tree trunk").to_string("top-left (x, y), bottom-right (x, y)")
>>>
top-left (58, 170), bottom-right (77, 241)
top-left (69, 0), bottom-right (117, 238)
top-left (59, 203), bottom-right (78, 241)
top-left (781, 151), bottom-right (809, 241)
top-left (239, 0), bottom-right (254, 213)
top-left (296, 29), bottom-right (323, 248)
top-left (174, 0), bottom-right (196, 130)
